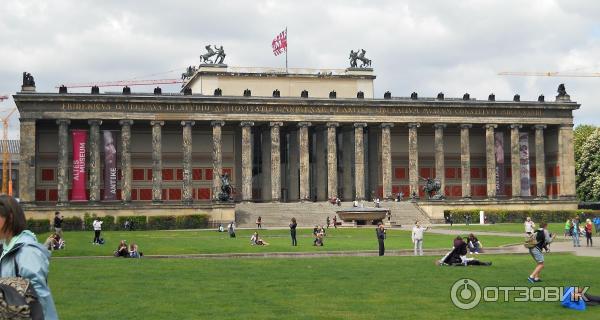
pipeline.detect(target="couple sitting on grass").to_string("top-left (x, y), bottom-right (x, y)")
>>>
top-left (250, 232), bottom-right (269, 246)
top-left (44, 233), bottom-right (65, 251)
top-left (437, 235), bottom-right (491, 266)
top-left (114, 240), bottom-right (142, 258)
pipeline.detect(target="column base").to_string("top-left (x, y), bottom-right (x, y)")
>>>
top-left (152, 200), bottom-right (163, 204)
top-left (510, 196), bottom-right (522, 200)
top-left (461, 196), bottom-right (472, 201)
top-left (485, 196), bottom-right (496, 201)
top-left (535, 196), bottom-right (548, 200)
top-left (182, 200), bottom-right (193, 205)
top-left (56, 201), bottom-right (69, 207)
top-left (88, 200), bottom-right (100, 205)
top-left (121, 201), bottom-right (131, 206)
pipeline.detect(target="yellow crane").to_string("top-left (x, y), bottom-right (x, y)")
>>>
top-left (1, 108), bottom-right (17, 195)
top-left (498, 71), bottom-right (600, 78)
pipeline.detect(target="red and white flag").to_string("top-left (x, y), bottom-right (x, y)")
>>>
top-left (272, 29), bottom-right (287, 56)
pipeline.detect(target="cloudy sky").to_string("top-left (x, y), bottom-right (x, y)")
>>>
top-left (1, 0), bottom-right (599, 138)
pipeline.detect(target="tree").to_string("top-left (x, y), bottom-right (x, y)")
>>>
top-left (576, 127), bottom-right (600, 201)
top-left (574, 124), bottom-right (596, 163)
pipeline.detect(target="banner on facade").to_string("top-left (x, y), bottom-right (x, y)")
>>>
top-left (71, 130), bottom-right (88, 201)
top-left (519, 132), bottom-right (531, 196)
top-left (494, 132), bottom-right (505, 195)
top-left (103, 130), bottom-right (117, 200)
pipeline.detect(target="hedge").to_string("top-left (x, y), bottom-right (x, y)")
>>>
top-left (175, 214), bottom-right (209, 229)
top-left (116, 216), bottom-right (148, 230)
top-left (61, 216), bottom-right (84, 231)
top-left (83, 214), bottom-right (116, 231)
top-left (444, 209), bottom-right (599, 223)
top-left (148, 215), bottom-right (177, 230)
top-left (26, 219), bottom-right (50, 234)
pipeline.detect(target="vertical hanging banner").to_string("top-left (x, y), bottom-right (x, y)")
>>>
top-left (103, 130), bottom-right (117, 200)
top-left (519, 132), bottom-right (531, 196)
top-left (494, 132), bottom-right (505, 195)
top-left (71, 130), bottom-right (88, 201)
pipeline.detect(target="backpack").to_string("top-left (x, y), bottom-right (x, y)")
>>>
top-left (524, 231), bottom-right (539, 249)
top-left (0, 255), bottom-right (44, 319)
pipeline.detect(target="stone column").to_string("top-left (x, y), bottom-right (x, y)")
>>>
top-left (534, 125), bottom-right (547, 198)
top-left (342, 127), bottom-right (354, 200)
top-left (240, 122), bottom-right (254, 202)
top-left (433, 124), bottom-right (446, 195)
top-left (211, 121), bottom-right (224, 201)
top-left (460, 124), bottom-right (472, 199)
top-left (88, 120), bottom-right (102, 202)
top-left (298, 122), bottom-right (311, 201)
top-left (151, 121), bottom-right (164, 203)
top-left (315, 128), bottom-right (327, 201)
top-left (326, 122), bottom-right (339, 200)
top-left (558, 124), bottom-right (576, 198)
top-left (381, 123), bottom-right (394, 200)
top-left (354, 123), bottom-right (367, 200)
top-left (510, 124), bottom-right (522, 198)
top-left (260, 128), bottom-right (271, 201)
top-left (119, 120), bottom-right (133, 203)
top-left (56, 119), bottom-right (70, 204)
top-left (19, 119), bottom-right (36, 203)
top-left (408, 123), bottom-right (420, 199)
top-left (270, 122), bottom-right (282, 201)
top-left (485, 124), bottom-right (497, 199)
top-left (181, 121), bottom-right (195, 203)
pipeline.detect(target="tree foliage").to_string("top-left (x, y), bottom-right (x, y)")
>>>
top-left (574, 124), bottom-right (596, 162)
top-left (576, 127), bottom-right (600, 201)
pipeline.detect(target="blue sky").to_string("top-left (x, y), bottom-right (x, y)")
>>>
top-left (1, 0), bottom-right (599, 138)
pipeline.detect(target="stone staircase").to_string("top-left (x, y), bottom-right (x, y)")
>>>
top-left (235, 201), bottom-right (430, 228)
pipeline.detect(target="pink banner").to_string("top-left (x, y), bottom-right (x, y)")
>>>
top-left (494, 132), bottom-right (505, 196)
top-left (71, 130), bottom-right (88, 201)
top-left (103, 131), bottom-right (117, 200)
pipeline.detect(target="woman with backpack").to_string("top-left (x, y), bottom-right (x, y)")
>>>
top-left (0, 195), bottom-right (58, 319)
top-left (527, 222), bottom-right (555, 283)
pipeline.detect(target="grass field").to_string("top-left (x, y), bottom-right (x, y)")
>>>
top-left (40, 228), bottom-right (525, 257)
top-left (432, 223), bottom-right (568, 234)
top-left (49, 254), bottom-right (599, 319)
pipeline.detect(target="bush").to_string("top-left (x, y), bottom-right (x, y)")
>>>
top-left (116, 216), bottom-right (147, 230)
top-left (175, 214), bottom-right (209, 229)
top-left (444, 209), bottom-right (599, 224)
top-left (147, 216), bottom-right (177, 230)
top-left (26, 219), bottom-right (50, 234)
top-left (83, 213), bottom-right (116, 231)
top-left (62, 216), bottom-right (84, 231)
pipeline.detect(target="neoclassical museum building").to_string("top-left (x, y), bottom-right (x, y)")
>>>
top-left (14, 64), bottom-right (579, 225)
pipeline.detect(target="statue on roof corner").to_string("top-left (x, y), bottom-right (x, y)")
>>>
top-left (348, 49), bottom-right (371, 68)
top-left (557, 83), bottom-right (567, 97)
top-left (22, 72), bottom-right (35, 86)
top-left (200, 45), bottom-right (226, 64)
top-left (181, 65), bottom-right (197, 80)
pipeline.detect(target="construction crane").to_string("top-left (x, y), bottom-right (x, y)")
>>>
top-left (1, 108), bottom-right (17, 195)
top-left (57, 78), bottom-right (184, 89)
top-left (0, 95), bottom-right (8, 101)
top-left (498, 71), bottom-right (600, 78)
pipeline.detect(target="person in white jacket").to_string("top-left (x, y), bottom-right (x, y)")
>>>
top-left (412, 221), bottom-right (429, 256)
top-left (93, 218), bottom-right (103, 244)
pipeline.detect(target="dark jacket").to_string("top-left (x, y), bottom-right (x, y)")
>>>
top-left (376, 228), bottom-right (386, 240)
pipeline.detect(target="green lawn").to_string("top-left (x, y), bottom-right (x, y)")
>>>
top-left (433, 223), bottom-right (568, 234)
top-left (40, 228), bottom-right (525, 257)
top-left (49, 254), bottom-right (599, 319)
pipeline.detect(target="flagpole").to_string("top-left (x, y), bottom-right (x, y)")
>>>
top-left (285, 26), bottom-right (288, 73)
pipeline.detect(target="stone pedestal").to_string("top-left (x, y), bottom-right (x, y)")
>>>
top-left (326, 122), bottom-right (339, 200)
top-left (151, 121), bottom-right (164, 203)
top-left (119, 120), bottom-right (133, 203)
top-left (460, 124), bottom-right (472, 199)
top-left (240, 122), bottom-right (254, 202)
top-left (88, 120), bottom-right (102, 202)
top-left (381, 123), bottom-right (394, 200)
top-left (485, 124), bottom-right (497, 199)
top-left (270, 122), bottom-right (282, 201)
top-left (56, 119), bottom-right (70, 204)
top-left (354, 123), bottom-right (367, 200)
top-left (433, 124), bottom-right (446, 195)
top-left (181, 121), bottom-right (195, 203)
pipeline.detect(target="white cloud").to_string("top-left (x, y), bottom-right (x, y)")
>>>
top-left (1, 0), bottom-right (599, 139)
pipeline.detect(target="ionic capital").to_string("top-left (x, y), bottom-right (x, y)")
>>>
top-left (380, 122), bottom-right (394, 129)
top-left (326, 122), bottom-right (339, 128)
top-left (534, 124), bottom-right (547, 130)
top-left (297, 122), bottom-right (311, 128)
top-left (211, 120), bottom-right (225, 127)
top-left (270, 122), bottom-right (283, 127)
top-left (119, 120), bottom-right (134, 126)
top-left (240, 121), bottom-right (254, 127)
top-left (559, 123), bottom-right (574, 129)
top-left (433, 123), bottom-right (446, 129)
top-left (354, 122), bottom-right (367, 128)
top-left (56, 119), bottom-right (71, 126)
top-left (484, 124), bottom-right (498, 129)
top-left (181, 121), bottom-right (195, 127)
top-left (407, 123), bottom-right (420, 129)
top-left (150, 121), bottom-right (165, 127)
top-left (510, 124), bottom-right (522, 130)
top-left (88, 119), bottom-right (102, 126)
top-left (459, 124), bottom-right (472, 129)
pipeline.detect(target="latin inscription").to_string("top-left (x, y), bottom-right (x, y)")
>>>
top-left (60, 102), bottom-right (547, 117)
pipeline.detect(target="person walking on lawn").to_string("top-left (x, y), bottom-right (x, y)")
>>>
top-left (528, 222), bottom-right (555, 283)
top-left (412, 221), bottom-right (428, 256)
top-left (376, 223), bottom-right (386, 256)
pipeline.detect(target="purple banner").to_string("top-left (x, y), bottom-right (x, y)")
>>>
top-left (71, 130), bottom-right (87, 201)
top-left (103, 130), bottom-right (118, 200)
top-left (519, 132), bottom-right (531, 197)
top-left (494, 132), bottom-right (505, 196)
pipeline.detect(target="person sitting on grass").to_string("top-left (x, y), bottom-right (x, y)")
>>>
top-left (437, 236), bottom-right (491, 266)
top-left (129, 243), bottom-right (142, 258)
top-left (115, 240), bottom-right (129, 257)
top-left (44, 233), bottom-right (64, 251)
top-left (250, 232), bottom-right (269, 246)
top-left (467, 233), bottom-right (482, 254)
top-left (561, 287), bottom-right (600, 310)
